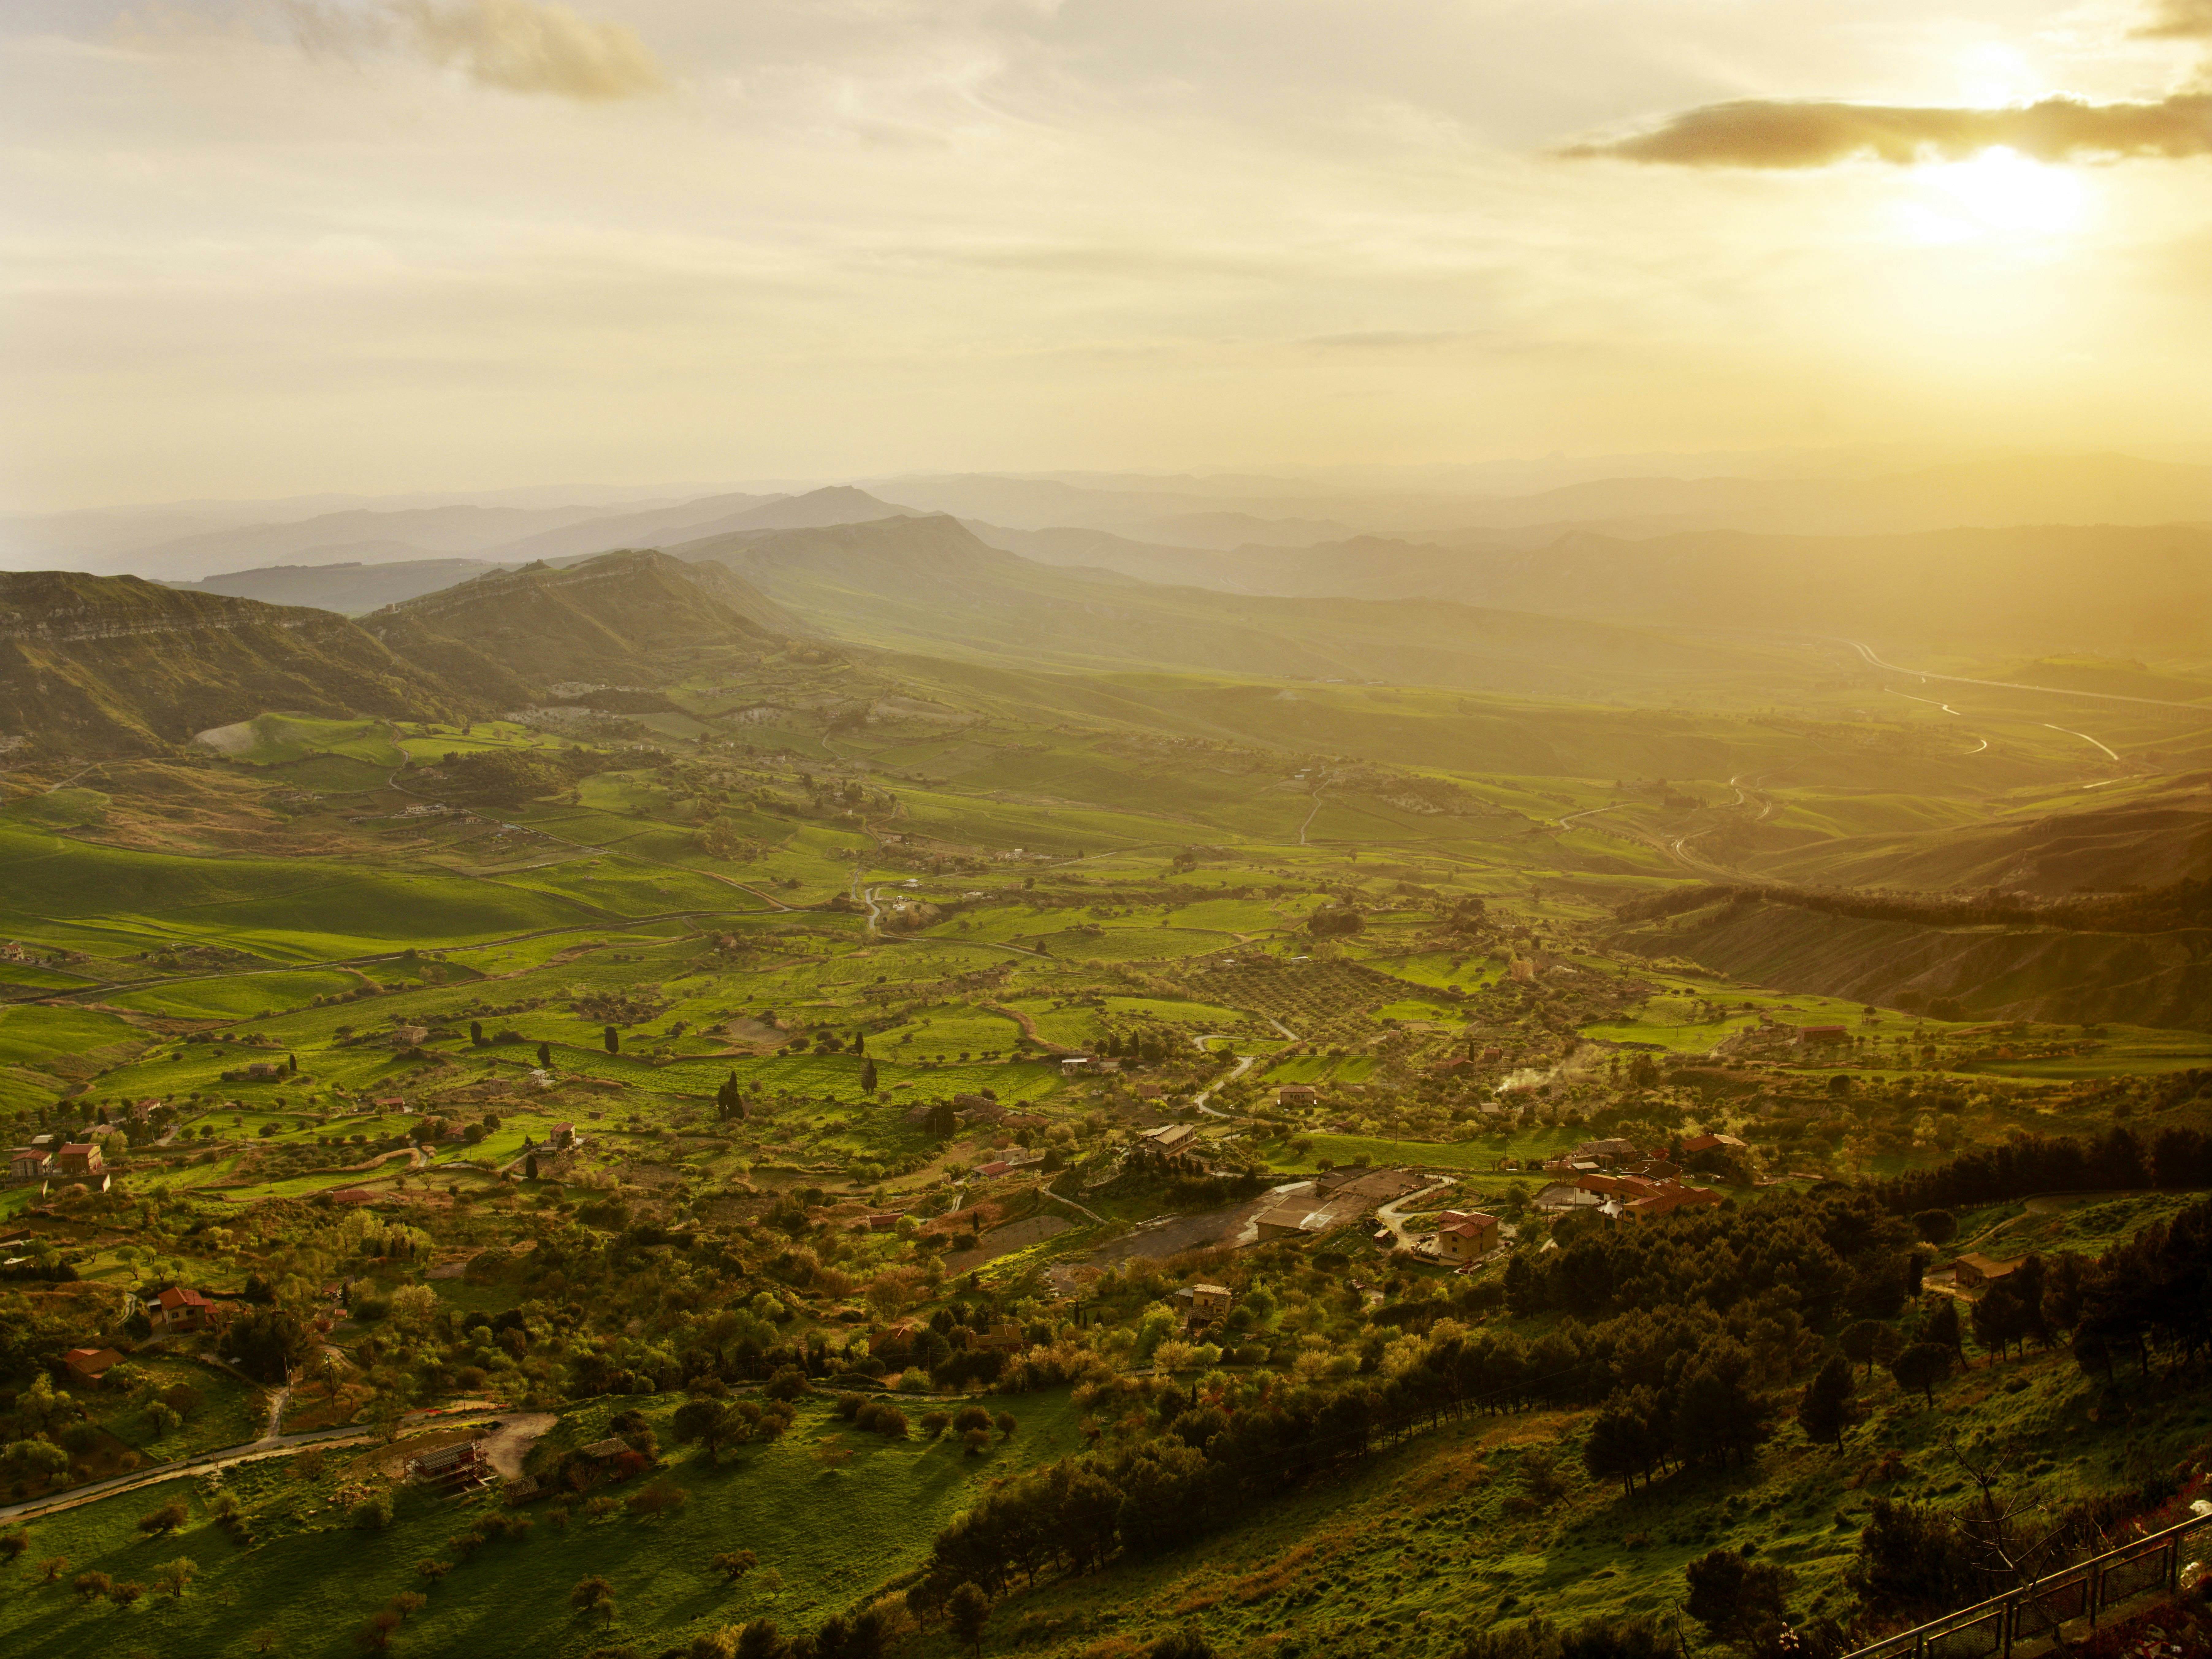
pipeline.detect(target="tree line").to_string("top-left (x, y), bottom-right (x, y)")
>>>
top-left (1875, 1124), bottom-right (2212, 1215)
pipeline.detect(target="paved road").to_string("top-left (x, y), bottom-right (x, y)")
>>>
top-left (0, 1421), bottom-right (379, 1527)
top-left (1843, 639), bottom-right (2207, 713)
top-left (1375, 1178), bottom-right (1459, 1252)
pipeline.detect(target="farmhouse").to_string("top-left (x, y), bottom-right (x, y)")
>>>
top-left (549, 1123), bottom-right (579, 1150)
top-left (63, 1347), bottom-right (124, 1387)
top-left (56, 1142), bottom-right (103, 1176)
top-left (151, 1286), bottom-right (219, 1333)
top-left (1255, 1203), bottom-right (1342, 1241)
top-left (409, 1439), bottom-right (490, 1492)
top-left (1133, 1122), bottom-right (1205, 1173)
top-left (1569, 1137), bottom-right (1640, 1167)
top-left (1435, 1210), bottom-right (1501, 1263)
top-left (1275, 1084), bottom-right (1318, 1107)
top-left (1173, 1282), bottom-right (1234, 1330)
top-left (1953, 1253), bottom-right (2023, 1289)
top-left (7, 1148), bottom-right (50, 1183)
top-left (1797, 1026), bottom-right (1849, 1046)
top-left (1680, 1133), bottom-right (1748, 1156)
top-left (1533, 1182), bottom-right (1604, 1212)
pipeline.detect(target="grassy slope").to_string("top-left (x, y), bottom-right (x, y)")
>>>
top-left (0, 1392), bottom-right (1085, 1659)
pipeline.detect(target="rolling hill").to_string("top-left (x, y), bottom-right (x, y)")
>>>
top-left (671, 513), bottom-right (1816, 705)
top-left (980, 521), bottom-right (2212, 655)
top-left (0, 570), bottom-right (467, 754)
top-left (360, 549), bottom-right (801, 700)
top-left (1746, 777), bottom-right (2212, 895)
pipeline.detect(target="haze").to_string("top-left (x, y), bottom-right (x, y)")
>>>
top-left (8, 0), bottom-right (2212, 509)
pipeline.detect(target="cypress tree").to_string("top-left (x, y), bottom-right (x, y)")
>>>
top-left (603, 1026), bottom-right (619, 1055)
top-left (536, 1041), bottom-right (552, 1069)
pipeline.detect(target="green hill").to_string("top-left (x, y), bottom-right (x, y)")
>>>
top-left (362, 549), bottom-right (801, 700)
top-left (0, 570), bottom-right (467, 755)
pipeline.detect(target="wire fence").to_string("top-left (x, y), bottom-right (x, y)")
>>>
top-left (1845, 1511), bottom-right (2210, 1659)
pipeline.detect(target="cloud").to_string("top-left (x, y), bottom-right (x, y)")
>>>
top-left (1561, 92), bottom-right (2212, 167)
top-left (278, 0), bottom-right (666, 101)
top-left (2138, 0), bottom-right (2212, 39)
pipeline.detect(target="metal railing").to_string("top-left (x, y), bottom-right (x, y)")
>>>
top-left (1846, 1511), bottom-right (2210, 1659)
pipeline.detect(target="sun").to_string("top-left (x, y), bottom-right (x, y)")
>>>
top-left (1906, 147), bottom-right (2089, 241)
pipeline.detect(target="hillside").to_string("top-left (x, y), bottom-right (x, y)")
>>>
top-left (0, 570), bottom-right (467, 755)
top-left (963, 521), bottom-right (2212, 655)
top-left (1613, 892), bottom-right (2212, 1026)
top-left (673, 514), bottom-right (1817, 705)
top-left (361, 549), bottom-right (801, 699)
top-left (1747, 777), bottom-right (2212, 894)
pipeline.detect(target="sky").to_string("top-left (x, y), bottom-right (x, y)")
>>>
top-left (5, 0), bottom-right (2211, 509)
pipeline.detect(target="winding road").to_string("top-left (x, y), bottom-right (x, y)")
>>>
top-left (1842, 639), bottom-right (2206, 714)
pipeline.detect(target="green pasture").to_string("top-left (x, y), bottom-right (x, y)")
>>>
top-left (106, 969), bottom-right (367, 1021)
top-left (0, 1389), bottom-right (1088, 1659)
top-left (204, 712), bottom-right (404, 768)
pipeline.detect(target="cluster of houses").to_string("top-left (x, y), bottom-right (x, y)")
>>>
top-left (6, 1138), bottom-right (107, 1193)
top-left (1528, 1134), bottom-right (1735, 1223)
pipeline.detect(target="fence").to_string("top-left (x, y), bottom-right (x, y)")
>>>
top-left (1845, 1511), bottom-right (2212, 1659)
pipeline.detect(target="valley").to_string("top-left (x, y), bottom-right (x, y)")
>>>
top-left (1, 486), bottom-right (2210, 1659)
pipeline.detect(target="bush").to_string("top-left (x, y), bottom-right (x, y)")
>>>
top-left (352, 1490), bottom-right (395, 1531)
top-left (855, 1402), bottom-right (909, 1438)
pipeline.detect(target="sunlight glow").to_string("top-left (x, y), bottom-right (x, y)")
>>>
top-left (1897, 147), bottom-right (2090, 243)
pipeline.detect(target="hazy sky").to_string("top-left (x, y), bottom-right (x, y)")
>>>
top-left (6, 0), bottom-right (2211, 508)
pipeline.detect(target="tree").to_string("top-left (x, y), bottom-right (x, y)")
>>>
top-left (1971, 1281), bottom-right (2030, 1361)
top-left (1914, 1209), bottom-right (1958, 1244)
top-left (712, 1549), bottom-right (758, 1585)
top-left (138, 1497), bottom-right (189, 1535)
top-left (1924, 1295), bottom-right (1964, 1357)
top-left (1796, 1356), bottom-right (1860, 1451)
top-left (251, 1630), bottom-right (281, 1654)
top-left (1851, 1499), bottom-right (1981, 1618)
top-left (1890, 1342), bottom-right (1955, 1406)
top-left (417, 1558), bottom-right (453, 1582)
top-left (860, 1059), bottom-right (878, 1094)
top-left (946, 1582), bottom-right (991, 1657)
top-left (470, 1021), bottom-right (484, 1046)
top-left (675, 1399), bottom-right (752, 1464)
top-left (526, 1152), bottom-right (540, 1181)
top-left (735, 1622), bottom-right (787, 1659)
top-left (1584, 1386), bottom-right (1668, 1493)
top-left (537, 1042), bottom-right (553, 1069)
top-left (72, 1569), bottom-right (111, 1603)
top-left (572, 1574), bottom-right (617, 1624)
top-left (604, 1026), bottom-right (620, 1055)
top-left (1838, 1319), bottom-right (1885, 1380)
top-left (153, 1556), bottom-right (197, 1601)
top-left (1683, 1547), bottom-right (1795, 1647)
